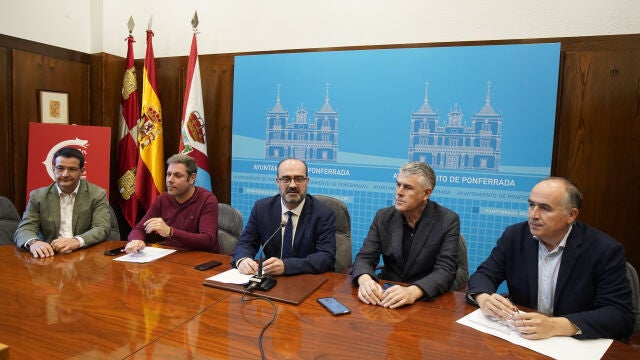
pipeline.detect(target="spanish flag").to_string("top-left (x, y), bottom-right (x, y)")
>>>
top-left (136, 29), bottom-right (165, 211)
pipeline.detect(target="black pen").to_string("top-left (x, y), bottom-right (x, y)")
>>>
top-left (505, 298), bottom-right (520, 319)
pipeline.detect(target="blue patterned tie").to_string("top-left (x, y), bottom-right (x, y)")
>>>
top-left (282, 211), bottom-right (293, 258)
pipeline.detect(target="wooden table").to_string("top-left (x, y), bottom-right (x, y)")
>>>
top-left (0, 241), bottom-right (637, 359)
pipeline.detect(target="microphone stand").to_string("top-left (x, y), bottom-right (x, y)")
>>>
top-left (247, 221), bottom-right (285, 292)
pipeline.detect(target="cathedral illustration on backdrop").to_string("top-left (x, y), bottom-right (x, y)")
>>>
top-left (265, 84), bottom-right (339, 162)
top-left (263, 81), bottom-right (502, 169)
top-left (408, 82), bottom-right (503, 171)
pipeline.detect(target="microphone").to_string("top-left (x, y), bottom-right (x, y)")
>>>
top-left (246, 220), bottom-right (286, 291)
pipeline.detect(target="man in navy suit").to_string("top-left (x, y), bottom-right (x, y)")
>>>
top-left (232, 158), bottom-right (336, 276)
top-left (352, 162), bottom-right (462, 309)
top-left (467, 177), bottom-right (634, 340)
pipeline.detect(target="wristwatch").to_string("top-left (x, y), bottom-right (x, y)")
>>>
top-left (24, 239), bottom-right (37, 249)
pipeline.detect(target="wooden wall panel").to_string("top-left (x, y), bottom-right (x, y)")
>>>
top-left (0, 47), bottom-right (11, 199)
top-left (89, 53), bottom-right (126, 195)
top-left (90, 52), bottom-right (127, 235)
top-left (555, 47), bottom-right (640, 270)
top-left (154, 56), bottom-right (187, 168)
top-left (199, 55), bottom-right (235, 204)
top-left (11, 49), bottom-right (89, 212)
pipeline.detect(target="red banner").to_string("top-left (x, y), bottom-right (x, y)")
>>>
top-left (27, 123), bottom-right (111, 202)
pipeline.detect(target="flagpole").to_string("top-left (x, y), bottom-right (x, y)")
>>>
top-left (178, 10), bottom-right (212, 191)
top-left (191, 10), bottom-right (199, 33)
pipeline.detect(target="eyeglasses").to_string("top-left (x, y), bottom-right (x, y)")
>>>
top-left (54, 166), bottom-right (80, 174)
top-left (278, 176), bottom-right (307, 184)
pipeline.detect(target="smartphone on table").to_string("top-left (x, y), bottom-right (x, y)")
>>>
top-left (317, 297), bottom-right (351, 316)
top-left (194, 260), bottom-right (222, 271)
top-left (103, 246), bottom-right (125, 256)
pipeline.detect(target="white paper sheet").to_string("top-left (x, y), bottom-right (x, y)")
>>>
top-left (113, 247), bottom-right (177, 263)
top-left (457, 309), bottom-right (613, 360)
top-left (206, 268), bottom-right (253, 285)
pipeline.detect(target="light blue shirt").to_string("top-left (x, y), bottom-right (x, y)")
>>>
top-left (536, 225), bottom-right (572, 315)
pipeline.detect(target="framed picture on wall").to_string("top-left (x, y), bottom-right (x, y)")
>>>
top-left (39, 90), bottom-right (69, 124)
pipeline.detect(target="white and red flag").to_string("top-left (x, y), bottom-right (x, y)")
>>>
top-left (179, 31), bottom-right (211, 191)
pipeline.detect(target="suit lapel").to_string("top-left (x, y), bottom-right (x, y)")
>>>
top-left (524, 233), bottom-right (539, 307)
top-left (554, 225), bottom-right (583, 310)
top-left (47, 184), bottom-right (61, 236)
top-left (389, 211), bottom-right (405, 271)
top-left (71, 180), bottom-right (87, 234)
top-left (268, 197), bottom-right (284, 254)
top-left (403, 202), bottom-right (435, 277)
top-left (292, 195), bottom-right (311, 255)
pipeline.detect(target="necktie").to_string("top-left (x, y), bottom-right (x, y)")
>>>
top-left (282, 211), bottom-right (293, 258)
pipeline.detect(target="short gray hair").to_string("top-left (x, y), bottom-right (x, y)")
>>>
top-left (540, 177), bottom-right (583, 213)
top-left (167, 153), bottom-right (197, 176)
top-left (399, 162), bottom-right (436, 190)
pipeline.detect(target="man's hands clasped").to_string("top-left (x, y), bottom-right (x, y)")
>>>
top-left (237, 257), bottom-right (285, 276)
top-left (29, 237), bottom-right (81, 258)
top-left (357, 275), bottom-right (423, 309)
top-left (475, 293), bottom-right (579, 339)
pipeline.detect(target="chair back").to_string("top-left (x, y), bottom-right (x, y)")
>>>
top-left (0, 196), bottom-right (20, 245)
top-left (217, 203), bottom-right (243, 254)
top-left (107, 204), bottom-right (121, 240)
top-left (451, 234), bottom-right (470, 291)
top-left (313, 195), bottom-right (352, 273)
top-left (626, 261), bottom-right (640, 334)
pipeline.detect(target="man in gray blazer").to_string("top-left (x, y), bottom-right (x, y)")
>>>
top-left (14, 147), bottom-right (110, 257)
top-left (352, 161), bottom-right (461, 308)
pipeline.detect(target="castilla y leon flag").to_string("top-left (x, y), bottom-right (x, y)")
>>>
top-left (118, 34), bottom-right (140, 227)
top-left (179, 32), bottom-right (212, 191)
top-left (136, 28), bottom-right (165, 211)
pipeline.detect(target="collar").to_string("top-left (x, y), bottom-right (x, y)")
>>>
top-left (174, 186), bottom-right (198, 205)
top-left (401, 213), bottom-right (422, 231)
top-left (535, 224), bottom-right (573, 252)
top-left (281, 197), bottom-right (305, 217)
top-left (56, 182), bottom-right (80, 197)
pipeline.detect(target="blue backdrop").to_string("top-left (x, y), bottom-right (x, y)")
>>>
top-left (231, 43), bottom-right (561, 287)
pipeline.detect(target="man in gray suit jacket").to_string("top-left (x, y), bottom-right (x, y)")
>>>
top-left (14, 147), bottom-right (110, 257)
top-left (352, 162), bottom-right (461, 308)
